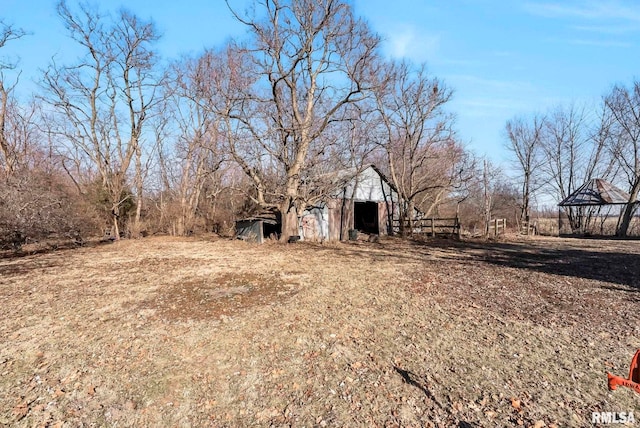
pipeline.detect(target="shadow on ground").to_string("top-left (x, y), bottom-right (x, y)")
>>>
top-left (0, 239), bottom-right (113, 276)
top-left (416, 238), bottom-right (640, 291)
top-left (298, 237), bottom-right (640, 291)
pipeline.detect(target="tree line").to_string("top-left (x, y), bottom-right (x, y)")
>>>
top-left (3, 0), bottom-right (636, 248)
top-left (1, 0), bottom-right (488, 247)
top-left (506, 82), bottom-right (640, 237)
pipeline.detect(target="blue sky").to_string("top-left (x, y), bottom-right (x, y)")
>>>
top-left (2, 0), bottom-right (639, 165)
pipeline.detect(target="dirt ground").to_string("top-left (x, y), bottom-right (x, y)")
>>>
top-left (0, 235), bottom-right (639, 427)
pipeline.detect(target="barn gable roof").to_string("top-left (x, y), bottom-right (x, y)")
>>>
top-left (326, 164), bottom-right (400, 203)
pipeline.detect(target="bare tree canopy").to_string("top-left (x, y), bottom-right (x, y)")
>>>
top-left (505, 114), bottom-right (546, 227)
top-left (539, 104), bottom-right (599, 232)
top-left (158, 49), bottom-right (230, 236)
top-left (603, 80), bottom-right (640, 237)
top-left (370, 59), bottom-right (470, 233)
top-left (0, 20), bottom-right (28, 176)
top-left (222, 0), bottom-right (382, 240)
top-left (0, 20), bottom-right (27, 71)
top-left (17, 0), bottom-right (640, 242)
top-left (40, 1), bottom-right (162, 239)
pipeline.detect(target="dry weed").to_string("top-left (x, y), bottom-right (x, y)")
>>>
top-left (0, 235), bottom-right (638, 427)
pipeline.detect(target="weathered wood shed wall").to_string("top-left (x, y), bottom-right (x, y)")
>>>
top-left (235, 219), bottom-right (265, 243)
top-left (299, 165), bottom-right (400, 241)
top-left (235, 210), bottom-right (281, 243)
top-left (235, 165), bottom-right (405, 242)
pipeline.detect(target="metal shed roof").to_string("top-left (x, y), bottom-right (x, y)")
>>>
top-left (559, 178), bottom-right (630, 206)
top-left (236, 208), bottom-right (281, 225)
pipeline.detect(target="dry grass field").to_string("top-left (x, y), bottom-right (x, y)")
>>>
top-left (1, 235), bottom-right (639, 427)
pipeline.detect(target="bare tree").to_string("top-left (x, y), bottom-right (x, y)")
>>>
top-left (506, 114), bottom-right (546, 229)
top-left (112, 10), bottom-right (162, 236)
top-left (371, 60), bottom-right (465, 234)
top-left (223, 0), bottom-right (381, 240)
top-left (590, 101), bottom-right (619, 181)
top-left (482, 158), bottom-right (492, 237)
top-left (603, 81), bottom-right (640, 237)
top-left (41, 2), bottom-right (161, 239)
top-left (483, 161), bottom-right (516, 236)
top-left (540, 104), bottom-right (588, 231)
top-left (160, 50), bottom-right (228, 236)
top-left (455, 159), bottom-right (519, 236)
top-left (538, 103), bottom-right (616, 233)
top-left (0, 20), bottom-right (27, 176)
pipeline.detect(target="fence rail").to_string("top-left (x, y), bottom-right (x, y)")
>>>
top-left (488, 218), bottom-right (507, 237)
top-left (392, 217), bottom-right (460, 237)
top-left (520, 219), bottom-right (537, 236)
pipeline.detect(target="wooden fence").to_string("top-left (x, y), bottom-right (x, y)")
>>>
top-left (488, 218), bottom-right (507, 237)
top-left (392, 217), bottom-right (460, 237)
top-left (520, 219), bottom-right (537, 236)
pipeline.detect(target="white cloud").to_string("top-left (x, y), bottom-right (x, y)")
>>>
top-left (567, 38), bottom-right (632, 48)
top-left (448, 75), bottom-right (536, 92)
top-left (524, 0), bottom-right (640, 22)
top-left (523, 1), bottom-right (639, 48)
top-left (382, 25), bottom-right (440, 63)
top-left (571, 24), bottom-right (640, 35)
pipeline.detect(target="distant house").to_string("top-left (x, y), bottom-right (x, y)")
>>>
top-left (235, 165), bottom-right (408, 242)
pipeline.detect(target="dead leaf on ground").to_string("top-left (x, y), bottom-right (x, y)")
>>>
top-left (12, 402), bottom-right (28, 420)
top-left (511, 397), bottom-right (522, 411)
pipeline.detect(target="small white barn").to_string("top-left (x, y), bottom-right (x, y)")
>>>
top-left (234, 165), bottom-right (414, 243)
top-left (299, 165), bottom-right (402, 241)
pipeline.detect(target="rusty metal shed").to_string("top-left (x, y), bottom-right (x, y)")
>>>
top-left (559, 178), bottom-right (630, 206)
top-left (235, 209), bottom-right (281, 243)
top-left (557, 178), bottom-right (631, 235)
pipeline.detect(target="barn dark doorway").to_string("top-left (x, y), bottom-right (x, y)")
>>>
top-left (263, 220), bottom-right (281, 240)
top-left (354, 201), bottom-right (379, 234)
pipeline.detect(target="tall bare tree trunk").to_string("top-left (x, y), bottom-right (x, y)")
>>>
top-left (617, 179), bottom-right (640, 236)
top-left (133, 145), bottom-right (143, 237)
top-left (0, 23), bottom-right (26, 176)
top-left (0, 81), bottom-right (16, 175)
top-left (406, 199), bottom-right (415, 237)
top-left (280, 199), bottom-right (299, 240)
top-left (483, 159), bottom-right (491, 238)
top-left (112, 205), bottom-right (121, 240)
